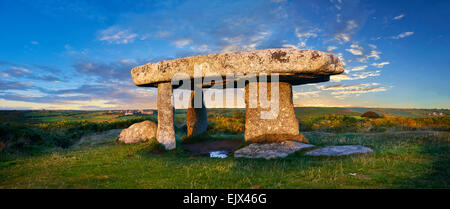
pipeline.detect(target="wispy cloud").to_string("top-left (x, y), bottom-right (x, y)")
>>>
top-left (393, 14), bottom-right (405, 20)
top-left (330, 70), bottom-right (381, 82)
top-left (327, 46), bottom-right (337, 51)
top-left (99, 27), bottom-right (138, 44)
top-left (293, 90), bottom-right (320, 99)
top-left (345, 44), bottom-right (364, 55)
top-left (351, 65), bottom-right (368, 71)
top-left (318, 83), bottom-right (387, 97)
top-left (282, 44), bottom-right (298, 49)
top-left (173, 38), bottom-right (193, 48)
top-left (391, 31), bottom-right (414, 39)
top-left (371, 62), bottom-right (390, 68)
top-left (334, 20), bottom-right (359, 43)
top-left (295, 27), bottom-right (319, 47)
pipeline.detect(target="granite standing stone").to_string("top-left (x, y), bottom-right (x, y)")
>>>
top-left (157, 82), bottom-right (176, 150)
top-left (244, 81), bottom-right (301, 142)
top-left (186, 89), bottom-right (208, 137)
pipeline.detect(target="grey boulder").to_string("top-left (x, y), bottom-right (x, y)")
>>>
top-left (118, 120), bottom-right (157, 144)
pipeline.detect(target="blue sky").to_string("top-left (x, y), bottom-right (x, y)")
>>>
top-left (0, 0), bottom-right (449, 110)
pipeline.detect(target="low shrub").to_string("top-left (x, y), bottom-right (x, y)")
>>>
top-left (361, 111), bottom-right (383, 118)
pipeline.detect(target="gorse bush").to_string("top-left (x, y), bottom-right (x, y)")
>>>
top-left (207, 112), bottom-right (245, 134)
top-left (0, 117), bottom-right (153, 152)
top-left (300, 115), bottom-right (450, 132)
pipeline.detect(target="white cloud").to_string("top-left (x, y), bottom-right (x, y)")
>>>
top-left (31, 41), bottom-right (39, 45)
top-left (346, 48), bottom-right (363, 55)
top-left (351, 65), bottom-right (368, 71)
top-left (331, 86), bottom-right (387, 95)
top-left (173, 38), bottom-right (193, 48)
top-left (10, 66), bottom-right (32, 74)
top-left (353, 70), bottom-right (381, 79)
top-left (371, 62), bottom-right (390, 68)
top-left (282, 44), bottom-right (298, 49)
top-left (346, 20), bottom-right (358, 31)
top-left (367, 50), bottom-right (381, 60)
top-left (393, 14), bottom-right (405, 20)
top-left (334, 33), bottom-right (350, 42)
top-left (295, 27), bottom-right (319, 47)
top-left (191, 44), bottom-right (210, 52)
top-left (392, 31), bottom-right (414, 39)
top-left (293, 90), bottom-right (320, 98)
top-left (318, 83), bottom-right (387, 97)
top-left (330, 70), bottom-right (381, 82)
top-left (99, 27), bottom-right (138, 44)
top-left (220, 31), bottom-right (271, 52)
top-left (327, 46), bottom-right (337, 51)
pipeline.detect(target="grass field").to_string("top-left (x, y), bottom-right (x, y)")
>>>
top-left (0, 108), bottom-right (449, 188)
top-left (0, 131), bottom-right (448, 188)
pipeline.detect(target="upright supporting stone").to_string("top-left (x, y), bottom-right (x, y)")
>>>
top-left (244, 81), bottom-right (305, 143)
top-left (157, 82), bottom-right (176, 150)
top-left (186, 89), bottom-right (207, 137)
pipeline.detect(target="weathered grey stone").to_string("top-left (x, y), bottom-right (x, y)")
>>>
top-left (234, 141), bottom-right (315, 159)
top-left (131, 49), bottom-right (344, 87)
top-left (244, 81), bottom-right (304, 142)
top-left (157, 82), bottom-right (176, 150)
top-left (186, 89), bottom-right (207, 137)
top-left (305, 145), bottom-right (373, 156)
top-left (118, 121), bottom-right (157, 144)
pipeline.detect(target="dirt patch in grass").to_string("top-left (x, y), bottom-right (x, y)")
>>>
top-left (71, 129), bottom-right (122, 149)
top-left (182, 139), bottom-right (243, 156)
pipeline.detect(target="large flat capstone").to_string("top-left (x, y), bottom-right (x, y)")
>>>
top-left (131, 49), bottom-right (344, 88)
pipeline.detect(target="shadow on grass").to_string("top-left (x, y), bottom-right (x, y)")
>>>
top-left (393, 133), bottom-right (450, 188)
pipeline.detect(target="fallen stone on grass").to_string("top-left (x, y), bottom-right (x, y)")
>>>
top-left (118, 120), bottom-right (157, 144)
top-left (305, 145), bottom-right (373, 156)
top-left (234, 141), bottom-right (315, 159)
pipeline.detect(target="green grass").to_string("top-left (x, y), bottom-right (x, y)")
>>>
top-left (0, 131), bottom-right (448, 189)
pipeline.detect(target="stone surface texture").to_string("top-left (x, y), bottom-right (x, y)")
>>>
top-left (157, 82), bottom-right (176, 150)
top-left (186, 90), bottom-right (207, 137)
top-left (234, 141), bottom-right (315, 159)
top-left (131, 49), bottom-right (344, 87)
top-left (118, 121), bottom-right (157, 144)
top-left (305, 145), bottom-right (373, 156)
top-left (244, 81), bottom-right (300, 142)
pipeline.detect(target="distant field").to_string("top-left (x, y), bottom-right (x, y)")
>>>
top-left (21, 111), bottom-right (155, 123)
top-left (348, 107), bottom-right (450, 118)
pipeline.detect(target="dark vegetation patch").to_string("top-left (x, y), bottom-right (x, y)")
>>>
top-left (361, 111), bottom-right (383, 118)
top-left (183, 139), bottom-right (242, 156)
